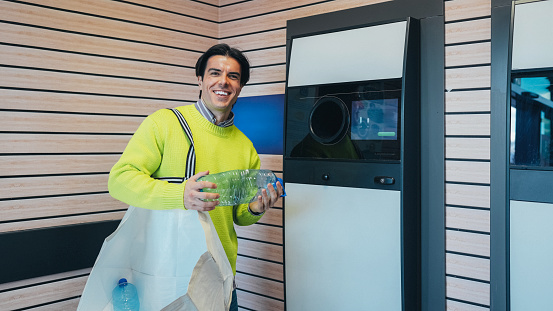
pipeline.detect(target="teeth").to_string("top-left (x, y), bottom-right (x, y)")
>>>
top-left (214, 91), bottom-right (229, 95)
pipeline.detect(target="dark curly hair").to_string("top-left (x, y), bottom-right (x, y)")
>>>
top-left (195, 44), bottom-right (250, 98)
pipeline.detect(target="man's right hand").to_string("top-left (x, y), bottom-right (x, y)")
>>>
top-left (183, 171), bottom-right (219, 211)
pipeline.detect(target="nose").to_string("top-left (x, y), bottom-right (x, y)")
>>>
top-left (217, 73), bottom-right (230, 86)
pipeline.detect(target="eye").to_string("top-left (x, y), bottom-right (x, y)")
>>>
top-left (228, 74), bottom-right (240, 80)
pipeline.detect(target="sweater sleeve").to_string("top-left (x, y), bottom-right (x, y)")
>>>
top-left (108, 113), bottom-right (186, 210)
top-left (233, 147), bottom-right (264, 226)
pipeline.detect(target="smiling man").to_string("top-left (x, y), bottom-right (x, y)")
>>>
top-left (108, 44), bottom-right (284, 310)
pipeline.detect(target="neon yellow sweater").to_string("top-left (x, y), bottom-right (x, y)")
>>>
top-left (108, 105), bottom-right (262, 274)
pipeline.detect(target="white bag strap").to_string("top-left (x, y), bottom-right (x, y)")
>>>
top-left (157, 108), bottom-right (196, 183)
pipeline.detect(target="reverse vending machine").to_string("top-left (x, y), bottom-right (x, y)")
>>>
top-left (284, 18), bottom-right (420, 310)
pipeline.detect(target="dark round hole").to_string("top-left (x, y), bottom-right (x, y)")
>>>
top-left (309, 96), bottom-right (349, 144)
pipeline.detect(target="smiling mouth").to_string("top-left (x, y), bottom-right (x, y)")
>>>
top-left (214, 90), bottom-right (229, 96)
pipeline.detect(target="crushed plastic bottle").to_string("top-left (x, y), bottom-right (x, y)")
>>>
top-left (112, 278), bottom-right (140, 311)
top-left (197, 169), bottom-right (286, 206)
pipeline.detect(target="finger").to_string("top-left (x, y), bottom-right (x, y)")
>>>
top-left (190, 198), bottom-right (218, 211)
top-left (267, 183), bottom-right (277, 201)
top-left (261, 189), bottom-right (270, 211)
top-left (276, 181), bottom-right (284, 196)
top-left (197, 191), bottom-right (220, 201)
top-left (191, 170), bottom-right (210, 182)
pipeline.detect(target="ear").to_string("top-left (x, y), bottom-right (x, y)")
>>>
top-left (197, 76), bottom-right (203, 87)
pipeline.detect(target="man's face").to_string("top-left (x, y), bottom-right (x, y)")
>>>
top-left (198, 55), bottom-right (243, 119)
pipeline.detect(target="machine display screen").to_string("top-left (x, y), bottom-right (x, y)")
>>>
top-left (351, 99), bottom-right (399, 141)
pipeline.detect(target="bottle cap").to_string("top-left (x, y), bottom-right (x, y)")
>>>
top-left (118, 278), bottom-right (128, 286)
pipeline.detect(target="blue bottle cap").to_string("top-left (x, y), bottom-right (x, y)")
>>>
top-left (118, 278), bottom-right (128, 285)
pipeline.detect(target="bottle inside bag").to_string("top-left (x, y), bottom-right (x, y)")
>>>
top-left (112, 278), bottom-right (140, 311)
top-left (198, 169), bottom-right (286, 206)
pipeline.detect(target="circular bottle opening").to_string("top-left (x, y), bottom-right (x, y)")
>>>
top-left (309, 96), bottom-right (350, 145)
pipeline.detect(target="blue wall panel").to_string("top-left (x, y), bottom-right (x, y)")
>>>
top-left (233, 94), bottom-right (284, 155)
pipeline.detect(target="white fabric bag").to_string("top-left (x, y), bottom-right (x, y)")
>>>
top-left (78, 207), bottom-right (233, 311)
top-left (78, 108), bottom-right (233, 310)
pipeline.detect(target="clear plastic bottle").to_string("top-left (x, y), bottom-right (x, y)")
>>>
top-left (112, 278), bottom-right (140, 311)
top-left (197, 169), bottom-right (286, 206)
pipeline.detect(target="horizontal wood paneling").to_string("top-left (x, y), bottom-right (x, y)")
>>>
top-left (256, 208), bottom-right (282, 226)
top-left (0, 174), bottom-right (108, 199)
top-left (1, 133), bottom-right (131, 154)
top-left (445, 18), bottom-right (491, 45)
top-left (446, 42), bottom-right (491, 67)
top-left (0, 2), bottom-right (215, 50)
top-left (445, 138), bottom-right (490, 160)
top-left (446, 207), bottom-right (490, 233)
top-left (237, 289), bottom-right (284, 311)
top-left (446, 253), bottom-right (490, 282)
top-left (125, 0), bottom-right (218, 22)
top-left (1, 23), bottom-right (202, 67)
top-left (0, 211), bottom-right (125, 233)
top-left (447, 299), bottom-right (490, 311)
top-left (446, 230), bottom-right (490, 257)
top-left (20, 0), bottom-right (218, 36)
top-left (446, 66), bottom-right (491, 90)
top-left (220, 0), bottom-right (247, 6)
top-left (221, 29), bottom-right (286, 51)
top-left (0, 111), bottom-right (143, 134)
top-left (1, 0), bottom-right (223, 309)
top-left (0, 154), bottom-right (120, 177)
top-left (445, 160), bottom-right (490, 184)
top-left (250, 65), bottom-right (286, 85)
top-left (235, 223), bottom-right (283, 244)
top-left (0, 89), bottom-right (183, 116)
top-left (259, 154), bottom-right (283, 172)
top-left (2, 67), bottom-right (198, 101)
top-left (446, 276), bottom-right (489, 307)
top-left (236, 256), bottom-right (283, 282)
top-left (245, 47), bottom-right (287, 67)
top-left (235, 273), bottom-right (284, 300)
top-left (238, 239), bottom-right (283, 263)
top-left (0, 275), bottom-right (87, 310)
top-left (446, 184), bottom-right (490, 208)
top-left (239, 82), bottom-right (286, 97)
top-left (2, 45), bottom-right (197, 85)
top-left (445, 114), bottom-right (490, 136)
top-left (26, 298), bottom-right (80, 311)
top-left (445, 1), bottom-right (491, 308)
top-left (219, 0), bottom-right (390, 38)
top-left (445, 0), bottom-right (491, 22)
top-left (0, 193), bottom-right (127, 223)
top-left (446, 90), bottom-right (491, 113)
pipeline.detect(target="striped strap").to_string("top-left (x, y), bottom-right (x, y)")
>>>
top-left (169, 108), bottom-right (196, 181)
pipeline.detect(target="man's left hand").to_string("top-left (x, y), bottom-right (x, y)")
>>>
top-left (248, 181), bottom-right (284, 215)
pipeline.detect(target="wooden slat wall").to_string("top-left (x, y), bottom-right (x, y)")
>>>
top-left (445, 0), bottom-right (491, 310)
top-left (1, 0), bottom-right (497, 310)
top-left (0, 0), bottom-right (216, 309)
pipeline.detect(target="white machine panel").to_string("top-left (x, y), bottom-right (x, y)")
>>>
top-left (512, 0), bottom-right (553, 70)
top-left (287, 21), bottom-right (407, 87)
top-left (510, 200), bottom-right (553, 310)
top-left (285, 183), bottom-right (402, 311)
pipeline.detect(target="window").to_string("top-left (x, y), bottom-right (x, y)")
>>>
top-left (510, 71), bottom-right (553, 168)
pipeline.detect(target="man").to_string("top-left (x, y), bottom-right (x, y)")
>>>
top-left (108, 43), bottom-right (284, 310)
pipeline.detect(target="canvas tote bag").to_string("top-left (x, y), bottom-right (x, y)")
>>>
top-left (78, 108), bottom-right (233, 311)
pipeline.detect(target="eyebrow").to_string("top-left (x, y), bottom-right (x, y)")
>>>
top-left (207, 68), bottom-right (241, 77)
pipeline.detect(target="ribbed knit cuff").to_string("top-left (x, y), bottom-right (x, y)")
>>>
top-left (248, 206), bottom-right (265, 216)
top-left (162, 181), bottom-right (186, 210)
